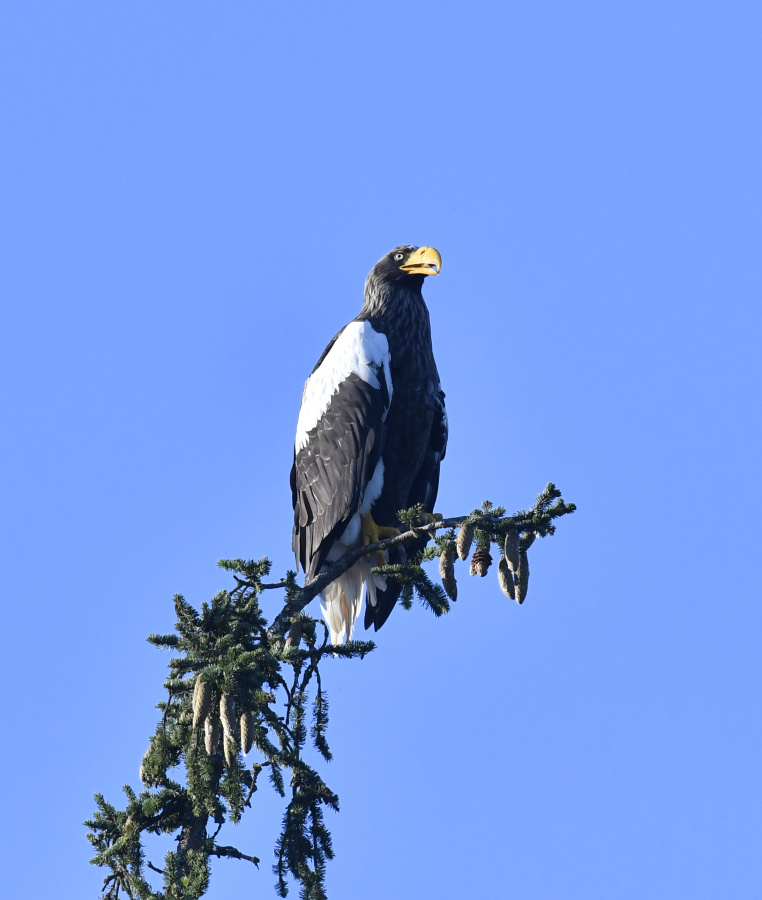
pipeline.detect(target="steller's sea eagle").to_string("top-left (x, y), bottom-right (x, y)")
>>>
top-left (291, 245), bottom-right (447, 644)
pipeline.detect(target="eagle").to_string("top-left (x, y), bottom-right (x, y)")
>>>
top-left (290, 245), bottom-right (448, 644)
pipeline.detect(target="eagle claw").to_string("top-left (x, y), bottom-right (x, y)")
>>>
top-left (361, 513), bottom-right (400, 567)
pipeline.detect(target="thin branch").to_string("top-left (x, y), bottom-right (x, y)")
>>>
top-left (243, 764), bottom-right (263, 806)
top-left (161, 689), bottom-right (173, 733)
top-left (230, 576), bottom-right (289, 593)
top-left (211, 844), bottom-right (260, 867)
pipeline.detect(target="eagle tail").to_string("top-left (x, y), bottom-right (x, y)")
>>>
top-left (320, 559), bottom-right (387, 645)
top-left (363, 536), bottom-right (430, 631)
top-left (364, 580), bottom-right (400, 631)
top-left (363, 542), bottom-right (404, 631)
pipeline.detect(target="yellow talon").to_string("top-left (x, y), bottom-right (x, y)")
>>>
top-left (361, 513), bottom-right (400, 567)
top-left (422, 512), bottom-right (443, 525)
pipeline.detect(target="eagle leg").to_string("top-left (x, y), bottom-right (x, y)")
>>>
top-left (421, 512), bottom-right (443, 525)
top-left (360, 512), bottom-right (399, 568)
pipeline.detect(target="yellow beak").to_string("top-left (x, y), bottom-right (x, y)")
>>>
top-left (400, 246), bottom-right (442, 276)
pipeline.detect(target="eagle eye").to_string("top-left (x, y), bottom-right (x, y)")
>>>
top-left (394, 252), bottom-right (404, 261)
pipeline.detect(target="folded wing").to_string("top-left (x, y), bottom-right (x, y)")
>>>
top-left (291, 320), bottom-right (393, 581)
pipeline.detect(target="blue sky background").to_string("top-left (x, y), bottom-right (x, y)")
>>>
top-left (1, 2), bottom-right (761, 897)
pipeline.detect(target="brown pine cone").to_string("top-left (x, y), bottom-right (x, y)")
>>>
top-left (240, 711), bottom-right (254, 755)
top-left (204, 715), bottom-right (220, 755)
top-left (456, 522), bottom-right (475, 561)
top-left (139, 745), bottom-right (151, 785)
top-left (497, 557), bottom-right (516, 599)
top-left (439, 545), bottom-right (457, 600)
top-left (469, 546), bottom-right (492, 577)
top-left (503, 529), bottom-right (520, 573)
top-left (515, 549), bottom-right (530, 603)
top-left (220, 693), bottom-right (238, 744)
top-left (192, 677), bottom-right (211, 730)
top-left (441, 574), bottom-right (458, 601)
top-left (520, 532), bottom-right (536, 551)
top-left (224, 736), bottom-right (236, 767)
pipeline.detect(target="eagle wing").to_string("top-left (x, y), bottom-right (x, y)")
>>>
top-left (409, 385), bottom-right (448, 512)
top-left (291, 320), bottom-right (392, 581)
top-left (365, 385), bottom-right (448, 632)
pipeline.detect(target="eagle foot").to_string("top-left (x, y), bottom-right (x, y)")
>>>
top-left (422, 512), bottom-right (443, 525)
top-left (361, 513), bottom-right (400, 568)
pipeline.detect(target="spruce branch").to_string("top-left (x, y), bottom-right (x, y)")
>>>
top-left (88, 483), bottom-right (574, 899)
top-left (271, 483), bottom-right (575, 633)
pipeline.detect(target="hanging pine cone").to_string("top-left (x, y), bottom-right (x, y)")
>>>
top-left (503, 529), bottom-right (520, 572)
top-left (520, 531), bottom-right (536, 551)
top-left (204, 715), bottom-right (220, 755)
top-left (456, 522), bottom-right (475, 561)
top-left (439, 544), bottom-right (457, 601)
top-left (224, 736), bottom-right (236, 767)
top-left (442, 573), bottom-right (457, 601)
top-left (284, 620), bottom-right (303, 652)
top-left (192, 677), bottom-right (211, 730)
top-left (469, 546), bottom-right (492, 577)
top-left (240, 711), bottom-right (254, 755)
top-left (515, 548), bottom-right (530, 603)
top-left (497, 557), bottom-right (515, 599)
top-left (220, 693), bottom-right (238, 744)
top-left (139, 744), bottom-right (152, 785)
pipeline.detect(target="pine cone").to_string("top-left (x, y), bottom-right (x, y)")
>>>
top-left (456, 522), bottom-right (475, 561)
top-left (520, 532), bottom-right (536, 551)
top-left (204, 715), bottom-right (220, 755)
top-left (284, 620), bottom-right (303, 652)
top-left (503, 529), bottom-right (520, 573)
top-left (224, 736), bottom-right (236, 767)
top-left (515, 549), bottom-right (529, 603)
top-left (192, 677), bottom-right (211, 730)
top-left (441, 574), bottom-right (457, 601)
top-left (220, 693), bottom-right (238, 743)
top-left (240, 711), bottom-right (254, 755)
top-left (439, 545), bottom-right (457, 600)
top-left (469, 546), bottom-right (492, 577)
top-left (139, 745), bottom-right (151, 785)
top-left (497, 557), bottom-right (515, 599)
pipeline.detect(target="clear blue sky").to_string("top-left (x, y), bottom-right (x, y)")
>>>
top-left (2, 2), bottom-right (760, 897)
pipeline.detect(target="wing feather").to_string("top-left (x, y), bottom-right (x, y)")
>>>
top-left (292, 321), bottom-right (392, 580)
top-left (365, 386), bottom-right (448, 631)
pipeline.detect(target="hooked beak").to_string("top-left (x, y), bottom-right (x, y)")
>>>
top-left (400, 246), bottom-right (442, 277)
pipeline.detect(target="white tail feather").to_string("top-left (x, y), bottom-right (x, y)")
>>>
top-left (319, 558), bottom-right (387, 645)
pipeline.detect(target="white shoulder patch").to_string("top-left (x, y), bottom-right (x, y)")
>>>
top-left (295, 320), bottom-right (392, 452)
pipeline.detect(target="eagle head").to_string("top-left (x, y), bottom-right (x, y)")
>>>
top-left (370, 245), bottom-right (442, 285)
